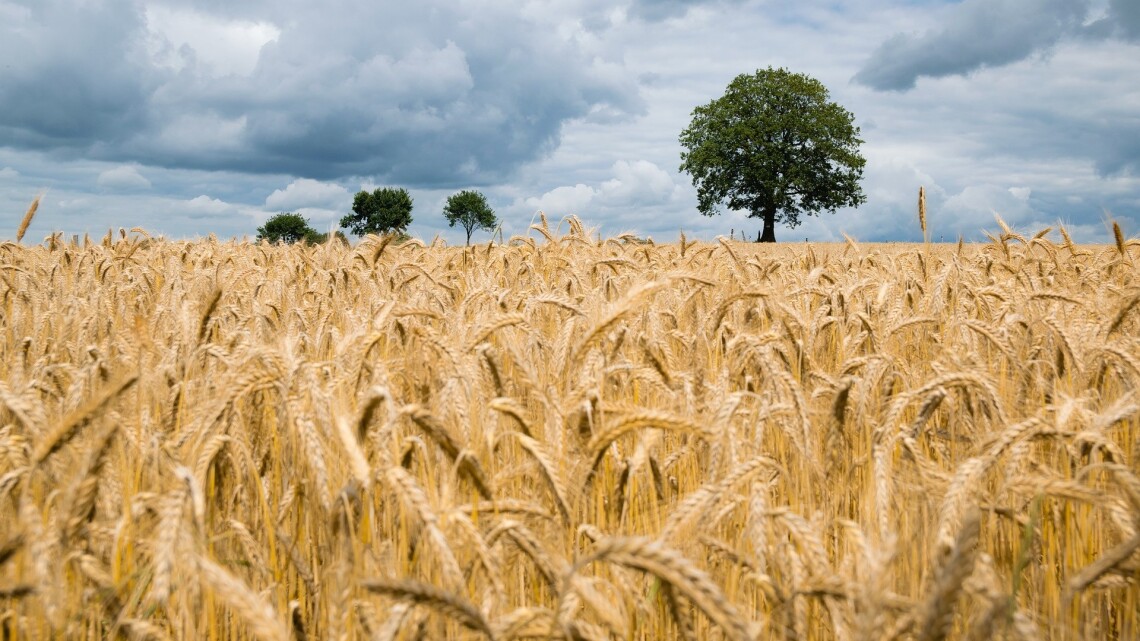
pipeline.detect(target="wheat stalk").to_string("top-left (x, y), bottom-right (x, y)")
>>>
top-left (360, 577), bottom-right (494, 639)
top-left (915, 508), bottom-right (981, 641)
top-left (1066, 531), bottom-right (1140, 598)
top-left (196, 553), bottom-right (291, 641)
top-left (15, 195), bottom-right (40, 243)
top-left (2, 220), bottom-right (1140, 639)
top-left (918, 186), bottom-right (927, 242)
top-left (34, 374), bottom-right (138, 465)
top-left (568, 535), bottom-right (752, 641)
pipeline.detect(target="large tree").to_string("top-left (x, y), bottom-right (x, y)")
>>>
top-left (679, 67), bottom-right (866, 242)
top-left (340, 187), bottom-right (414, 236)
top-left (443, 190), bottom-right (498, 245)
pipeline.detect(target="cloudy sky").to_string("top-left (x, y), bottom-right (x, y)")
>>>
top-left (1, 0), bottom-right (1137, 243)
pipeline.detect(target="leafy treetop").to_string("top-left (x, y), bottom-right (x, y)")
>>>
top-left (257, 212), bottom-right (318, 244)
top-left (443, 190), bottom-right (498, 245)
top-left (340, 187), bottom-right (414, 237)
top-left (679, 67), bottom-right (866, 242)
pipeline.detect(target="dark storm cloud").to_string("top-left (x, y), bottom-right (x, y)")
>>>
top-left (1000, 104), bottom-right (1140, 177)
top-left (0, 0), bottom-right (644, 186)
top-left (1117, 0), bottom-right (1140, 38)
top-left (1089, 0), bottom-right (1140, 39)
top-left (0, 0), bottom-right (155, 148)
top-left (853, 0), bottom-right (1090, 91)
top-left (946, 85), bottom-right (1140, 178)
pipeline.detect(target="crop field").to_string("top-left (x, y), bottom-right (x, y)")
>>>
top-left (1, 218), bottom-right (1139, 640)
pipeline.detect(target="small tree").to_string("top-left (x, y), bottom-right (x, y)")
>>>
top-left (257, 212), bottom-right (318, 244)
top-left (340, 187), bottom-right (414, 236)
top-left (304, 229), bottom-right (349, 245)
top-left (443, 190), bottom-right (498, 245)
top-left (679, 67), bottom-right (866, 242)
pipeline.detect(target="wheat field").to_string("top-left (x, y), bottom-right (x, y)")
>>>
top-left (1, 217), bottom-right (1139, 640)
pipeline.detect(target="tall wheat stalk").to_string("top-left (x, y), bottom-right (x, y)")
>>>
top-left (918, 185), bottom-right (928, 243)
top-left (16, 194), bottom-right (40, 243)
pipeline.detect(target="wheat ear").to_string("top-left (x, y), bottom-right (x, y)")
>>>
top-left (505, 431), bottom-right (572, 522)
top-left (408, 406), bottom-right (493, 498)
top-left (16, 195), bottom-right (40, 243)
top-left (360, 577), bottom-right (494, 639)
top-left (34, 374), bottom-right (138, 464)
top-left (918, 186), bottom-right (927, 241)
top-left (661, 455), bottom-right (780, 541)
top-left (384, 465), bottom-right (465, 589)
top-left (196, 553), bottom-right (291, 641)
top-left (1066, 531), bottom-right (1140, 599)
top-left (568, 535), bottom-right (752, 641)
top-left (0, 533), bottom-right (24, 567)
top-left (586, 410), bottom-right (709, 481)
top-left (916, 508), bottom-right (981, 641)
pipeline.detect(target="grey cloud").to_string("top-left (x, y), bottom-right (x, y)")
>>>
top-left (973, 103), bottom-right (1140, 178)
top-left (629, 0), bottom-right (745, 22)
top-left (854, 0), bottom-right (1090, 91)
top-left (630, 0), bottom-right (706, 21)
top-left (0, 0), bottom-right (644, 187)
top-left (1095, 133), bottom-right (1140, 176)
top-left (1086, 0), bottom-right (1140, 40)
top-left (1116, 0), bottom-right (1140, 38)
top-left (0, 0), bottom-right (155, 148)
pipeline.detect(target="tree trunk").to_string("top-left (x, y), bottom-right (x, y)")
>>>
top-left (465, 226), bottom-right (472, 246)
top-left (757, 209), bottom-right (776, 243)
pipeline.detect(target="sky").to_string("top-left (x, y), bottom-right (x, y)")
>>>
top-left (1, 0), bottom-right (1138, 244)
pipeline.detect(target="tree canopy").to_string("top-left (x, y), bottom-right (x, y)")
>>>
top-left (340, 187), bottom-right (414, 237)
top-left (443, 190), bottom-right (498, 245)
top-left (679, 67), bottom-right (866, 242)
top-left (257, 212), bottom-right (319, 244)
top-left (257, 212), bottom-right (346, 245)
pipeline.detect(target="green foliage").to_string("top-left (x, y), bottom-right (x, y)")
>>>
top-left (679, 67), bottom-right (866, 242)
top-left (303, 229), bottom-right (349, 245)
top-left (340, 187), bottom-right (414, 236)
top-left (257, 212), bottom-right (318, 244)
top-left (443, 190), bottom-right (498, 245)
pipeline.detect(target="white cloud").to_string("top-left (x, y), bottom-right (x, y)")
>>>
top-left (265, 178), bottom-right (351, 211)
top-left (184, 195), bottom-right (264, 224)
top-left (186, 195), bottom-right (232, 214)
top-left (521, 160), bottom-right (678, 219)
top-left (942, 184), bottom-right (1039, 231)
top-left (145, 5), bottom-right (280, 76)
top-left (599, 160), bottom-right (677, 204)
top-left (0, 167), bottom-right (18, 178)
top-left (525, 184), bottom-right (598, 216)
top-left (1009, 186), bottom-right (1032, 200)
top-left (97, 165), bottom-right (151, 190)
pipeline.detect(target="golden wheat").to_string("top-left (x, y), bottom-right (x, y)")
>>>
top-left (14, 196), bottom-right (39, 243)
top-left (918, 186), bottom-right (927, 241)
top-left (0, 221), bottom-right (1137, 639)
